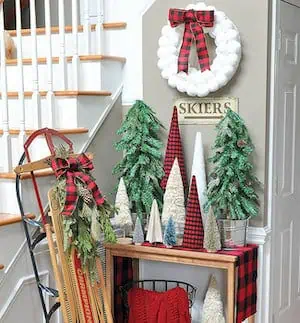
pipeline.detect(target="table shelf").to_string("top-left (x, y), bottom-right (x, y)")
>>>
top-left (105, 243), bottom-right (255, 323)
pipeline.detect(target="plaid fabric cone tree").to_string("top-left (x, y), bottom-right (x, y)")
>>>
top-left (161, 106), bottom-right (187, 193)
top-left (182, 175), bottom-right (204, 249)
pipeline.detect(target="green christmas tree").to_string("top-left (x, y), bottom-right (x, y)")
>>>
top-left (113, 100), bottom-right (164, 220)
top-left (206, 108), bottom-right (260, 220)
top-left (164, 216), bottom-right (177, 247)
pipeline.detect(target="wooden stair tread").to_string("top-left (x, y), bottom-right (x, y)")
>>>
top-left (6, 54), bottom-right (126, 65)
top-left (0, 90), bottom-right (111, 98)
top-left (0, 128), bottom-right (88, 136)
top-left (8, 22), bottom-right (127, 37)
top-left (0, 213), bottom-right (35, 227)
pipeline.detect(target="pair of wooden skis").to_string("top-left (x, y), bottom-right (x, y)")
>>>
top-left (15, 128), bottom-right (113, 322)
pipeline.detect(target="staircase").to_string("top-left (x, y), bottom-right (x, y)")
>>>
top-left (0, 1), bottom-right (126, 321)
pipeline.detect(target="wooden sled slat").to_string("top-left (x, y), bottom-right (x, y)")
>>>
top-left (14, 153), bottom-right (94, 175)
top-left (48, 188), bottom-right (112, 322)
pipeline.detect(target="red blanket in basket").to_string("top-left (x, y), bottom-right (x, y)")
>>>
top-left (128, 286), bottom-right (191, 323)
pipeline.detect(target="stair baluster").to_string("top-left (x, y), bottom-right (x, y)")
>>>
top-left (97, 0), bottom-right (104, 90)
top-left (83, 0), bottom-right (91, 54)
top-left (97, 0), bottom-right (105, 54)
top-left (15, 0), bottom-right (26, 150)
top-left (0, 3), bottom-right (12, 172)
top-left (72, 0), bottom-right (79, 90)
top-left (59, 0), bottom-right (67, 90)
top-left (44, 0), bottom-right (55, 127)
top-left (30, 0), bottom-right (41, 129)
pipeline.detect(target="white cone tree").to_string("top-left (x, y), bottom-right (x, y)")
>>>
top-left (202, 275), bottom-right (225, 323)
top-left (204, 207), bottom-right (221, 253)
top-left (161, 158), bottom-right (186, 235)
top-left (146, 199), bottom-right (163, 243)
top-left (133, 217), bottom-right (144, 245)
top-left (191, 132), bottom-right (207, 215)
top-left (114, 177), bottom-right (133, 234)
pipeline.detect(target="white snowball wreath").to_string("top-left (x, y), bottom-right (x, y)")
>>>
top-left (157, 2), bottom-right (242, 97)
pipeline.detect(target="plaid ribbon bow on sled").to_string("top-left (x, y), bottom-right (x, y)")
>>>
top-left (51, 153), bottom-right (105, 216)
top-left (169, 8), bottom-right (214, 74)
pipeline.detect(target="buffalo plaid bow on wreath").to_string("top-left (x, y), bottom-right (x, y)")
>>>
top-left (169, 8), bottom-right (214, 74)
top-left (51, 153), bottom-right (105, 216)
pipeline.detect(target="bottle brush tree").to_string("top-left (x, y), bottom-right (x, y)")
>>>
top-left (204, 207), bottom-right (221, 253)
top-left (133, 217), bottom-right (144, 245)
top-left (113, 100), bottom-right (164, 221)
top-left (206, 108), bottom-right (260, 220)
top-left (146, 199), bottom-right (163, 244)
top-left (164, 217), bottom-right (177, 247)
top-left (114, 177), bottom-right (133, 235)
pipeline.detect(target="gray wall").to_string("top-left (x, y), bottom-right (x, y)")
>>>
top-left (88, 97), bottom-right (123, 203)
top-left (143, 0), bottom-right (270, 226)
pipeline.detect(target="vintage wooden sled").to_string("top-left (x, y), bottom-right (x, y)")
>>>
top-left (15, 128), bottom-right (113, 323)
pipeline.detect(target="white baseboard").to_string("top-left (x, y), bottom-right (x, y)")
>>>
top-left (247, 226), bottom-right (272, 323)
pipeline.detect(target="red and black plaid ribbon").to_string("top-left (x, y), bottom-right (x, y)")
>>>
top-left (51, 153), bottom-right (105, 216)
top-left (169, 8), bottom-right (214, 73)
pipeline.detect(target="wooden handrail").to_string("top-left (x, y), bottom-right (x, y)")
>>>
top-left (0, 213), bottom-right (35, 227)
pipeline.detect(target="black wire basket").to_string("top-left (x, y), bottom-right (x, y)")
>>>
top-left (120, 279), bottom-right (197, 312)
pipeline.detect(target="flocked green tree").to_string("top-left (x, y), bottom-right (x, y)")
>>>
top-left (113, 100), bottom-right (164, 220)
top-left (206, 108), bottom-right (260, 220)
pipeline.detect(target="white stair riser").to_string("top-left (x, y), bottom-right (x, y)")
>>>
top-left (2, 60), bottom-right (123, 92)
top-left (4, 61), bottom-right (102, 91)
top-left (0, 94), bottom-right (111, 168)
top-left (0, 181), bottom-right (19, 214)
top-left (5, 95), bottom-right (110, 129)
top-left (7, 96), bottom-right (79, 129)
top-left (11, 29), bottom-right (126, 58)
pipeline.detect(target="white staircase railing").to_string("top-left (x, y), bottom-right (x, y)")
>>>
top-left (30, 0), bottom-right (41, 130)
top-left (72, 0), bottom-right (80, 90)
top-left (0, 4), bottom-right (11, 172)
top-left (15, 0), bottom-right (26, 153)
top-left (58, 0), bottom-right (67, 90)
top-left (0, 0), bottom-right (107, 171)
top-left (45, 0), bottom-right (54, 128)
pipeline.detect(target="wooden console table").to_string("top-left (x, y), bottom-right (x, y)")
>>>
top-left (105, 244), bottom-right (255, 323)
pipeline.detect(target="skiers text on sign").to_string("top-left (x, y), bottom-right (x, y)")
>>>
top-left (175, 97), bottom-right (238, 125)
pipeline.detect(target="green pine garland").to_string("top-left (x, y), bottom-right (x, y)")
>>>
top-left (53, 147), bottom-right (116, 279)
top-left (113, 100), bottom-right (165, 220)
top-left (205, 108), bottom-right (260, 220)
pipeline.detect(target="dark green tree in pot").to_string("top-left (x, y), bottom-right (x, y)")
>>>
top-left (205, 108), bottom-right (260, 249)
top-left (113, 100), bottom-right (165, 226)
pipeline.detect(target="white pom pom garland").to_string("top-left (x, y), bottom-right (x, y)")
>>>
top-left (157, 2), bottom-right (242, 97)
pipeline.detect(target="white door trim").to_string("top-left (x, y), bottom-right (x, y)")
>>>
top-left (248, 226), bottom-right (272, 323)
top-left (268, 0), bottom-right (280, 321)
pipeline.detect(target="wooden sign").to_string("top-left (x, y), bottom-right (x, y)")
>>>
top-left (175, 97), bottom-right (239, 125)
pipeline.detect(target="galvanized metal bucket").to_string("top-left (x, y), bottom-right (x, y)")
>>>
top-left (218, 219), bottom-right (248, 249)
